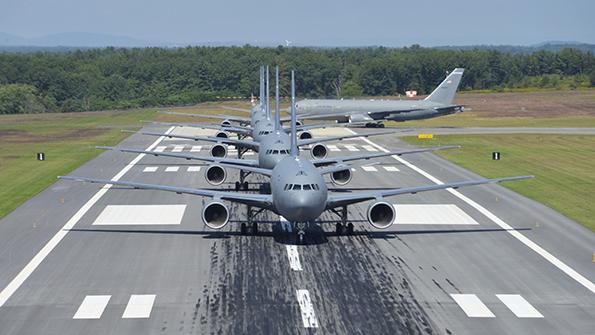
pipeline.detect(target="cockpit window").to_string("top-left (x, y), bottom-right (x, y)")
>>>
top-left (303, 184), bottom-right (312, 190)
top-left (292, 184), bottom-right (301, 190)
top-left (273, 150), bottom-right (279, 154)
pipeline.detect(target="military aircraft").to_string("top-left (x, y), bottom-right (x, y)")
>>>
top-left (99, 66), bottom-right (458, 190)
top-left (295, 68), bottom-right (466, 127)
top-left (60, 69), bottom-right (532, 243)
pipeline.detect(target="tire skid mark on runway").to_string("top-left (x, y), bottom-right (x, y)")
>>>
top-left (0, 126), bottom-right (176, 308)
top-left (346, 129), bottom-right (595, 295)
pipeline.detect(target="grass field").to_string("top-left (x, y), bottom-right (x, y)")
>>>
top-left (0, 109), bottom-right (157, 219)
top-left (402, 134), bottom-right (595, 231)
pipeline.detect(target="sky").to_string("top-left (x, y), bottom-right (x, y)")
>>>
top-left (0, 0), bottom-right (593, 46)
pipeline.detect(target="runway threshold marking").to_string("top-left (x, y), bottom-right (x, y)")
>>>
top-left (0, 126), bottom-right (176, 308)
top-left (143, 166), bottom-right (158, 172)
top-left (286, 246), bottom-right (303, 271)
top-left (165, 166), bottom-right (180, 172)
top-left (93, 204), bottom-right (186, 225)
top-left (122, 294), bottom-right (156, 319)
top-left (496, 294), bottom-right (543, 318)
top-left (190, 145), bottom-right (202, 152)
top-left (296, 290), bottom-right (318, 328)
top-left (73, 295), bottom-right (111, 319)
top-left (450, 294), bottom-right (495, 318)
top-left (348, 129), bottom-right (595, 295)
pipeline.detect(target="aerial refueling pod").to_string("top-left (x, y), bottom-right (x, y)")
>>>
top-left (210, 144), bottom-right (227, 158)
top-left (202, 201), bottom-right (229, 229)
top-left (298, 131), bottom-right (312, 140)
top-left (330, 168), bottom-right (352, 186)
top-left (205, 165), bottom-right (226, 185)
top-left (310, 143), bottom-right (328, 159)
top-left (367, 201), bottom-right (395, 229)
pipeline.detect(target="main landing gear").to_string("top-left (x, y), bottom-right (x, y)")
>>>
top-left (235, 170), bottom-right (251, 191)
top-left (330, 206), bottom-right (355, 235)
top-left (240, 205), bottom-right (264, 235)
top-left (365, 122), bottom-right (385, 128)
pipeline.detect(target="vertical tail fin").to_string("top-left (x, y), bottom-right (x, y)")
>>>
top-left (275, 66), bottom-right (280, 131)
top-left (290, 70), bottom-right (298, 158)
top-left (259, 65), bottom-right (265, 111)
top-left (424, 68), bottom-right (464, 105)
top-left (266, 65), bottom-right (270, 120)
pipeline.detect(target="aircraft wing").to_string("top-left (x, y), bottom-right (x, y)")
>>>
top-left (312, 146), bottom-right (460, 166)
top-left (291, 122), bottom-right (366, 133)
top-left (139, 132), bottom-right (260, 151)
top-left (215, 163), bottom-right (273, 176)
top-left (220, 105), bottom-right (252, 113)
top-left (160, 111), bottom-right (252, 124)
top-left (297, 129), bottom-right (402, 147)
top-left (96, 146), bottom-right (259, 167)
top-left (326, 176), bottom-right (533, 209)
top-left (59, 176), bottom-right (273, 209)
top-left (143, 121), bottom-right (252, 135)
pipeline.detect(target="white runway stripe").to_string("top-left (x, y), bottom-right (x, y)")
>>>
top-left (361, 166), bottom-right (378, 172)
top-left (93, 205), bottom-right (186, 225)
top-left (362, 145), bottom-right (378, 152)
top-left (496, 294), bottom-right (543, 318)
top-left (153, 146), bottom-right (166, 152)
top-left (393, 204), bottom-right (478, 225)
top-left (165, 166), bottom-right (179, 172)
top-left (383, 166), bottom-right (399, 172)
top-left (190, 145), bottom-right (202, 152)
top-left (0, 127), bottom-right (175, 308)
top-left (347, 128), bottom-right (595, 294)
top-left (327, 145), bottom-right (340, 152)
top-left (296, 290), bottom-right (318, 328)
top-left (286, 246), bottom-right (303, 271)
top-left (450, 294), bottom-right (495, 318)
top-left (143, 166), bottom-right (158, 172)
top-left (344, 144), bottom-right (359, 151)
top-left (73, 295), bottom-right (111, 319)
top-left (122, 294), bottom-right (156, 319)
top-left (172, 145), bottom-right (184, 152)
top-left (187, 166), bottom-right (201, 172)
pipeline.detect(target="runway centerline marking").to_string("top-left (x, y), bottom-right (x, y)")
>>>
top-left (286, 246), bottom-right (303, 271)
top-left (73, 295), bottom-right (111, 319)
top-left (0, 126), bottom-right (175, 308)
top-left (347, 129), bottom-right (595, 295)
top-left (296, 290), bottom-right (318, 328)
top-left (122, 294), bottom-right (156, 319)
top-left (450, 294), bottom-right (495, 318)
top-left (496, 294), bottom-right (543, 318)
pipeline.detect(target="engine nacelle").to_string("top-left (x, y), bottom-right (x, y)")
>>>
top-left (210, 144), bottom-right (227, 158)
top-left (205, 165), bottom-right (226, 185)
top-left (202, 201), bottom-right (229, 229)
top-left (215, 131), bottom-right (229, 139)
top-left (295, 120), bottom-right (303, 126)
top-left (367, 201), bottom-right (395, 229)
top-left (221, 120), bottom-right (232, 127)
top-left (299, 131), bottom-right (312, 140)
top-left (349, 113), bottom-right (373, 123)
top-left (310, 143), bottom-right (328, 159)
top-left (330, 168), bottom-right (352, 186)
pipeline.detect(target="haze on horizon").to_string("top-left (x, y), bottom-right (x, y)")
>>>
top-left (0, 0), bottom-right (593, 47)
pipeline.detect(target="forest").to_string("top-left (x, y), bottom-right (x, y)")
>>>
top-left (0, 45), bottom-right (594, 114)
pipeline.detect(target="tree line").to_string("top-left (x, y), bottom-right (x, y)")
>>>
top-left (0, 45), bottom-right (594, 114)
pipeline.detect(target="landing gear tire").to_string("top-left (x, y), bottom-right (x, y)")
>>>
top-left (378, 123), bottom-right (385, 128)
top-left (346, 223), bottom-right (354, 235)
top-left (252, 222), bottom-right (258, 235)
top-left (235, 181), bottom-right (241, 191)
top-left (298, 231), bottom-right (305, 244)
top-left (240, 222), bottom-right (247, 235)
top-left (243, 181), bottom-right (249, 190)
top-left (336, 222), bottom-right (344, 235)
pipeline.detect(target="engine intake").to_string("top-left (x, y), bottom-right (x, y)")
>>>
top-left (215, 131), bottom-right (229, 138)
top-left (310, 143), bottom-right (328, 159)
top-left (299, 131), bottom-right (312, 140)
top-left (367, 201), bottom-right (395, 229)
top-left (211, 144), bottom-right (227, 158)
top-left (205, 165), bottom-right (226, 185)
top-left (330, 168), bottom-right (352, 186)
top-left (202, 201), bottom-right (229, 229)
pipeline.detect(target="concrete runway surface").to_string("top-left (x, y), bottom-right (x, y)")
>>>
top-left (0, 126), bottom-right (593, 334)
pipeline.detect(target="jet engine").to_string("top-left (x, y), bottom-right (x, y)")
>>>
top-left (330, 168), bottom-right (352, 186)
top-left (349, 114), bottom-right (372, 123)
top-left (205, 165), bottom-right (226, 185)
top-left (298, 131), bottom-right (312, 140)
top-left (215, 131), bottom-right (229, 139)
top-left (202, 201), bottom-right (229, 229)
top-left (310, 143), bottom-right (328, 159)
top-left (367, 201), bottom-right (395, 229)
top-left (210, 144), bottom-right (227, 158)
top-left (295, 120), bottom-right (303, 126)
top-left (221, 120), bottom-right (232, 127)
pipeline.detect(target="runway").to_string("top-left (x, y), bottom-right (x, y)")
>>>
top-left (388, 127), bottom-right (595, 135)
top-left (0, 126), bottom-right (594, 334)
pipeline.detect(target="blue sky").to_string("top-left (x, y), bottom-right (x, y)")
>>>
top-left (0, 0), bottom-right (593, 46)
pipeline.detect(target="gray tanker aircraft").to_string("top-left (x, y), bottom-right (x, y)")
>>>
top-left (102, 67), bottom-right (456, 190)
top-left (60, 69), bottom-right (532, 243)
top-left (295, 68), bottom-right (465, 127)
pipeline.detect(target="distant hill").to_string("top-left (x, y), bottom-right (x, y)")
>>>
top-left (436, 42), bottom-right (595, 54)
top-left (0, 32), bottom-right (168, 48)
